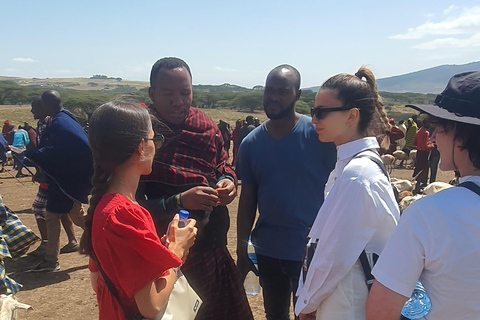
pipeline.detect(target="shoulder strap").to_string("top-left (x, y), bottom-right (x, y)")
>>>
top-left (351, 150), bottom-right (388, 291)
top-left (352, 150), bottom-right (390, 181)
top-left (91, 250), bottom-right (140, 320)
top-left (458, 181), bottom-right (480, 196)
top-left (359, 251), bottom-right (379, 290)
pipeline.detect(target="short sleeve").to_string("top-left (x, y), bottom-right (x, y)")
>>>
top-left (100, 204), bottom-right (182, 298)
top-left (372, 203), bottom-right (426, 297)
top-left (88, 257), bottom-right (98, 272)
top-left (236, 139), bottom-right (255, 185)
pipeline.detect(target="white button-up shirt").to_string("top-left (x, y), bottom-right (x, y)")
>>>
top-left (295, 137), bottom-right (400, 315)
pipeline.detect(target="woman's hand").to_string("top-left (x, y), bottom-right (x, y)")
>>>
top-left (167, 214), bottom-right (197, 261)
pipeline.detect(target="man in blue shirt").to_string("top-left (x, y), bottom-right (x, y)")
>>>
top-left (236, 65), bottom-right (336, 320)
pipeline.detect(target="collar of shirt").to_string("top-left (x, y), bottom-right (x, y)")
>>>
top-left (336, 137), bottom-right (380, 161)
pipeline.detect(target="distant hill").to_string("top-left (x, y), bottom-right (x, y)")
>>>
top-left (377, 61), bottom-right (480, 94)
top-left (304, 61), bottom-right (480, 94)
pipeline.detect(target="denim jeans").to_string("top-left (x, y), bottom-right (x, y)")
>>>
top-left (257, 254), bottom-right (303, 320)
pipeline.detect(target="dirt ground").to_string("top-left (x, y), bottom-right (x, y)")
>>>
top-left (0, 162), bottom-right (454, 320)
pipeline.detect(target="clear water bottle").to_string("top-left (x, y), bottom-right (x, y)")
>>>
top-left (401, 281), bottom-right (431, 319)
top-left (177, 210), bottom-right (189, 228)
top-left (167, 210), bottom-right (189, 243)
top-left (244, 237), bottom-right (260, 295)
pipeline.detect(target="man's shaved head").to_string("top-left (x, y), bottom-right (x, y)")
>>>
top-left (267, 64), bottom-right (301, 90)
top-left (41, 90), bottom-right (63, 115)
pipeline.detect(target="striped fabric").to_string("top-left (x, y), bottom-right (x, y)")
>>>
top-left (0, 195), bottom-right (39, 294)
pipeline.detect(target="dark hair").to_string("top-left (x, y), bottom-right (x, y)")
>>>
top-left (79, 101), bottom-right (151, 256)
top-left (320, 66), bottom-right (390, 146)
top-left (150, 57), bottom-right (192, 86)
top-left (271, 64), bottom-right (301, 90)
top-left (428, 116), bottom-right (480, 170)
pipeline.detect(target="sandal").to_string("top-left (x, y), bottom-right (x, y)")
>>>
top-left (60, 242), bottom-right (79, 254)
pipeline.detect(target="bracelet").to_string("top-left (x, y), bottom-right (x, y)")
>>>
top-left (174, 193), bottom-right (183, 209)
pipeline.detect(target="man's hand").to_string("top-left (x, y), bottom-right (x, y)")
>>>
top-left (181, 186), bottom-right (219, 212)
top-left (215, 178), bottom-right (236, 205)
top-left (236, 250), bottom-right (258, 282)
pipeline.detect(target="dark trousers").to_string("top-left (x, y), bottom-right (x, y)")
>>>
top-left (429, 154), bottom-right (440, 183)
top-left (257, 254), bottom-right (303, 320)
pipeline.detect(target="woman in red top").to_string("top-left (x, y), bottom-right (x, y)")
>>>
top-left (80, 101), bottom-right (197, 320)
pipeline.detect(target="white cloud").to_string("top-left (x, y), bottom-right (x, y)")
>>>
top-left (443, 5), bottom-right (459, 15)
top-left (414, 33), bottom-right (480, 49)
top-left (12, 57), bottom-right (35, 63)
top-left (215, 67), bottom-right (238, 73)
top-left (4, 68), bottom-right (18, 73)
top-left (390, 6), bottom-right (480, 42)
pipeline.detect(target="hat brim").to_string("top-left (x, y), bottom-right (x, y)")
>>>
top-left (406, 104), bottom-right (480, 126)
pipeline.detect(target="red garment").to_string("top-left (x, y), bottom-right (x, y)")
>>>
top-left (144, 106), bottom-right (236, 187)
top-left (414, 126), bottom-right (431, 151)
top-left (89, 193), bottom-right (182, 320)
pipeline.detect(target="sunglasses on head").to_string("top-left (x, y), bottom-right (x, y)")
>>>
top-left (144, 134), bottom-right (165, 150)
top-left (310, 106), bottom-right (357, 120)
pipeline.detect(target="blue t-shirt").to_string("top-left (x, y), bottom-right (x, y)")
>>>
top-left (236, 115), bottom-right (336, 261)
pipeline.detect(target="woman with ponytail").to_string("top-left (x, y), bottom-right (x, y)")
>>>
top-left (295, 67), bottom-right (400, 319)
top-left (80, 101), bottom-right (197, 320)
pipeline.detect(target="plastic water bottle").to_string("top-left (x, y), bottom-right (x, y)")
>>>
top-left (401, 281), bottom-right (431, 319)
top-left (177, 210), bottom-right (189, 228)
top-left (244, 237), bottom-right (260, 295)
top-left (167, 210), bottom-right (189, 243)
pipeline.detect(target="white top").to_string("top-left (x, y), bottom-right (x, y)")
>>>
top-left (295, 137), bottom-right (400, 314)
top-left (372, 175), bottom-right (480, 320)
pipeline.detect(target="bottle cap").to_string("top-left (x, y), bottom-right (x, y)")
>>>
top-left (179, 210), bottom-right (189, 219)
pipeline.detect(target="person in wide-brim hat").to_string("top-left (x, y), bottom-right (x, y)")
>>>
top-left (366, 71), bottom-right (480, 320)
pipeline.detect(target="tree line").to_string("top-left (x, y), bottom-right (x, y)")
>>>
top-left (0, 80), bottom-right (435, 122)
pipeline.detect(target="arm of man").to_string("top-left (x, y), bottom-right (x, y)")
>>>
top-left (366, 280), bottom-right (408, 320)
top-left (236, 184), bottom-right (258, 281)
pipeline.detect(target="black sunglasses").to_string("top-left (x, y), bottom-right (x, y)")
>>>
top-left (143, 134), bottom-right (165, 150)
top-left (310, 106), bottom-right (357, 120)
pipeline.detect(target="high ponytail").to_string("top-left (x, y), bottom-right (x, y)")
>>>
top-left (321, 66), bottom-right (391, 147)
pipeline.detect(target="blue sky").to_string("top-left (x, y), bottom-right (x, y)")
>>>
top-left (1, 0), bottom-right (479, 88)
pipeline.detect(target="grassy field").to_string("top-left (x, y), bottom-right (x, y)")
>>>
top-left (0, 105), bottom-right (272, 128)
top-left (0, 103), bottom-right (417, 130)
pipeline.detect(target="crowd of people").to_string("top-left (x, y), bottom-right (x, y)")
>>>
top-left (0, 59), bottom-right (479, 320)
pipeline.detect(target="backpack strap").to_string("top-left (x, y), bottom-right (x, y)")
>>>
top-left (458, 181), bottom-right (480, 196)
top-left (350, 150), bottom-right (389, 291)
top-left (91, 250), bottom-right (142, 320)
top-left (359, 251), bottom-right (379, 290)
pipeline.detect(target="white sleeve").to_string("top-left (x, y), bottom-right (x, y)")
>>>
top-left (295, 174), bottom-right (380, 314)
top-left (372, 203), bottom-right (426, 298)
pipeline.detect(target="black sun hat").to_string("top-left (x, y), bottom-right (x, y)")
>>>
top-left (406, 71), bottom-right (480, 126)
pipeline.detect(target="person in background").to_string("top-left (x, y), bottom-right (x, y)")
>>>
top-left (236, 64), bottom-right (336, 320)
top-left (137, 57), bottom-right (253, 320)
top-left (396, 119), bottom-right (407, 151)
top-left (428, 144), bottom-right (440, 183)
top-left (9, 125), bottom-right (29, 178)
top-left (80, 101), bottom-right (197, 320)
top-left (238, 116), bottom-right (256, 148)
top-left (25, 90), bottom-right (92, 272)
top-left (218, 120), bottom-right (231, 154)
top-left (28, 97), bottom-right (79, 257)
top-left (295, 66), bottom-right (399, 320)
top-left (412, 115), bottom-right (432, 194)
top-left (0, 134), bottom-right (7, 172)
top-left (231, 119), bottom-right (243, 165)
top-left (366, 71), bottom-right (480, 320)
